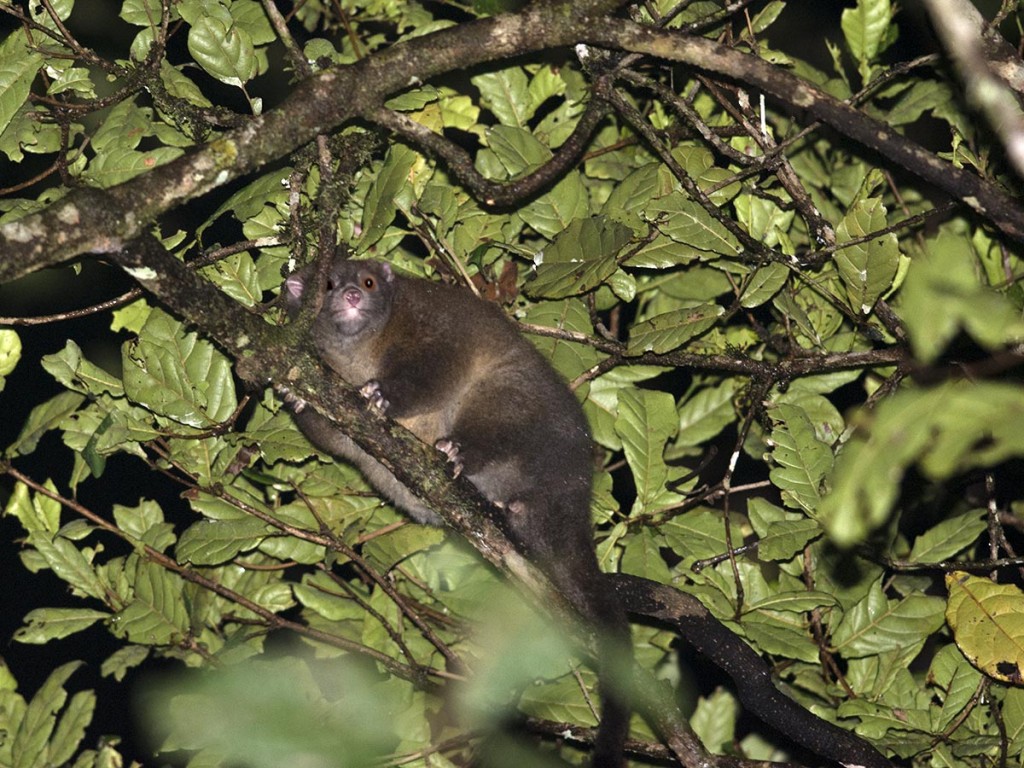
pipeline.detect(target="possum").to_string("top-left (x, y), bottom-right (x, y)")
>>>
top-left (283, 256), bottom-right (630, 767)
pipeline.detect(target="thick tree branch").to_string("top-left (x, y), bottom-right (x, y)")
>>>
top-left (5, 4), bottom-right (1024, 288)
top-left (580, 19), bottom-right (1024, 241)
top-left (923, 0), bottom-right (1024, 181)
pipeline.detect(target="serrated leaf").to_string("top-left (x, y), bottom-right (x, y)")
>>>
top-left (48, 690), bottom-right (95, 766)
top-left (3, 481), bottom-right (60, 535)
top-left (0, 327), bottom-right (21, 381)
top-left (834, 198), bottom-right (900, 313)
top-left (646, 194), bottom-right (741, 256)
top-left (946, 572), bottom-right (1024, 684)
top-left (101, 645), bottom-right (151, 682)
top-left (472, 67), bottom-right (532, 127)
top-left (81, 145), bottom-right (184, 187)
top-left (41, 341), bottom-right (124, 397)
top-left (12, 661), bottom-right (81, 768)
top-left (111, 560), bottom-right (189, 645)
top-left (841, 0), bottom-right (894, 63)
top-left (122, 309), bottom-right (238, 428)
top-left (627, 304), bottom-right (724, 355)
top-left (690, 689), bottom-right (738, 754)
top-left (199, 252), bottom-right (262, 307)
top-left (909, 510), bottom-right (988, 563)
top-left (620, 527), bottom-right (671, 582)
top-left (360, 145), bottom-right (417, 252)
top-left (740, 611), bottom-right (820, 663)
top-left (901, 226), bottom-right (1024, 362)
top-left (121, 0), bottom-right (168, 26)
top-left (831, 581), bottom-right (945, 658)
top-left (187, 15), bottom-right (257, 87)
top-left (614, 388), bottom-right (679, 516)
top-left (6, 391), bottom-right (85, 457)
top-left (758, 519), bottom-right (822, 561)
top-left (661, 510), bottom-right (728, 561)
top-left (740, 262), bottom-right (789, 308)
top-left (0, 34), bottom-right (43, 136)
top-left (602, 163), bottom-right (662, 229)
top-left (521, 173), bottom-right (589, 239)
top-left (768, 402), bottom-right (834, 514)
top-left (524, 216), bottom-right (631, 298)
top-left (673, 379), bottom-right (738, 448)
top-left (31, 537), bottom-right (108, 601)
top-left (15, 608), bottom-right (109, 644)
top-left (176, 518), bottom-right (271, 565)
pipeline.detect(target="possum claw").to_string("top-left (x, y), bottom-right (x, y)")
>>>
top-left (277, 385), bottom-right (307, 414)
top-left (360, 380), bottom-right (390, 413)
top-left (435, 438), bottom-right (464, 479)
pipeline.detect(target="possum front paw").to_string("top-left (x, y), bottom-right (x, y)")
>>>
top-left (359, 380), bottom-right (390, 413)
top-left (435, 438), bottom-right (464, 479)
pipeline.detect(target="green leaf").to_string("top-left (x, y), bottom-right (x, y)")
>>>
top-left (928, 644), bottom-right (983, 732)
top-left (31, 537), bottom-right (109, 601)
top-left (472, 67), bottom-right (532, 127)
top-left (834, 197), bottom-right (900, 313)
top-left (739, 262), bottom-right (789, 308)
top-left (909, 510), bottom-right (988, 563)
top-left (627, 304), bottom-right (724, 355)
top-left (661, 510), bottom-right (728, 561)
top-left (14, 608), bottom-right (109, 644)
top-left (831, 581), bottom-right (945, 658)
top-left (111, 559), bottom-right (190, 645)
top-left (841, 0), bottom-right (895, 68)
top-left (620, 528), bottom-right (671, 582)
top-left (360, 144), bottom-right (417, 252)
top-left (113, 500), bottom-right (176, 551)
top-left (121, 309), bottom-right (238, 428)
top-left (900, 227), bottom-right (1024, 362)
top-left (12, 661), bottom-right (82, 768)
top-left (767, 402), bottom-right (834, 514)
top-left (0, 33), bottom-right (43, 137)
top-left (647, 193), bottom-right (741, 257)
top-left (614, 388), bottom-right (679, 516)
top-left (41, 341), bottom-right (124, 397)
top-left (0, 327), bottom-right (21, 387)
top-left (48, 690), bottom-right (95, 767)
top-left (821, 381), bottom-right (1024, 545)
top-left (199, 252), bottom-right (262, 307)
top-left (690, 688), bottom-right (738, 754)
top-left (521, 173), bottom-right (589, 239)
top-left (81, 145), bottom-right (185, 187)
top-left (758, 518), bottom-right (822, 561)
top-left (177, 518), bottom-right (272, 565)
top-left (524, 216), bottom-right (632, 299)
top-left (3, 480), bottom-right (61, 535)
top-left (6, 391), bottom-right (85, 457)
top-left (101, 645), bottom-right (151, 682)
top-left (740, 611), bottom-right (820, 663)
top-left (121, 0), bottom-right (171, 26)
top-left (187, 15), bottom-right (258, 87)
top-left (673, 379), bottom-right (738, 448)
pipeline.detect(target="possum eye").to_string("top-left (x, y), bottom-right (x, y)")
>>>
top-left (363, 276), bottom-right (377, 290)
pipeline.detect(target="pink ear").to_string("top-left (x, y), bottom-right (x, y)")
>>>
top-left (379, 262), bottom-right (394, 282)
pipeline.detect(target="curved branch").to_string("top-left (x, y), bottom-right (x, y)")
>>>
top-left (582, 18), bottom-right (1024, 242)
top-left (372, 93), bottom-right (611, 207)
top-left (610, 573), bottom-right (895, 768)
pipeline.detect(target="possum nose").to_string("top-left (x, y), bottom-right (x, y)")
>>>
top-left (343, 287), bottom-right (362, 307)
